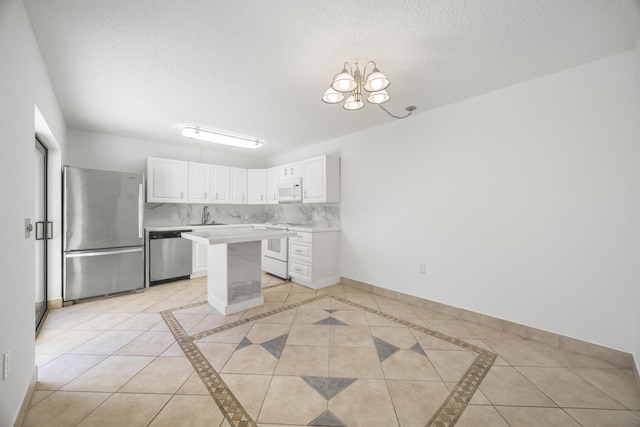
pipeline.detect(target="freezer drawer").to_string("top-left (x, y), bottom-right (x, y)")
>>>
top-left (64, 247), bottom-right (144, 300)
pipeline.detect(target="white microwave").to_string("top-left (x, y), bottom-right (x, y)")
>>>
top-left (277, 178), bottom-right (302, 203)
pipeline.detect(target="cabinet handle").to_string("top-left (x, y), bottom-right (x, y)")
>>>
top-left (290, 167), bottom-right (294, 174)
top-left (215, 192), bottom-right (218, 200)
top-left (204, 192), bottom-right (207, 199)
top-left (181, 191), bottom-right (184, 198)
top-left (261, 194), bottom-right (263, 201)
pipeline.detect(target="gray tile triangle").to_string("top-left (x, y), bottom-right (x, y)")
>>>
top-left (410, 342), bottom-right (427, 357)
top-left (314, 317), bottom-right (348, 326)
top-left (309, 410), bottom-right (346, 426)
top-left (261, 334), bottom-right (288, 359)
top-left (324, 309), bottom-right (338, 314)
top-left (373, 337), bottom-right (400, 363)
top-left (236, 337), bottom-right (252, 351)
top-left (302, 376), bottom-right (357, 400)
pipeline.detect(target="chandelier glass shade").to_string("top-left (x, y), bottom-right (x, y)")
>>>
top-left (322, 61), bottom-right (390, 110)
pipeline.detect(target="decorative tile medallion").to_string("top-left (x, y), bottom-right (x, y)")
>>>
top-left (161, 292), bottom-right (496, 427)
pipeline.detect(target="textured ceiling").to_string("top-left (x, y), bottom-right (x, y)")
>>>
top-left (23, 0), bottom-right (640, 159)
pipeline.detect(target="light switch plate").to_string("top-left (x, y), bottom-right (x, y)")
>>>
top-left (3, 351), bottom-right (9, 380)
top-left (25, 218), bottom-right (33, 239)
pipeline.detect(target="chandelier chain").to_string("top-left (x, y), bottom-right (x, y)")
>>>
top-left (378, 104), bottom-right (415, 119)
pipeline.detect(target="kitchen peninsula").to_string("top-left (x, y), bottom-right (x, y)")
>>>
top-left (181, 227), bottom-right (297, 314)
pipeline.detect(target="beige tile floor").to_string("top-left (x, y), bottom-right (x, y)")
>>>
top-left (25, 274), bottom-right (640, 427)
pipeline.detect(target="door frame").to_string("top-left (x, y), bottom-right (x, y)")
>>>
top-left (35, 137), bottom-right (48, 331)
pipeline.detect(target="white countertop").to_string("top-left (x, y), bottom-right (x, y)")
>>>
top-left (287, 225), bottom-right (340, 233)
top-left (145, 223), bottom-right (253, 232)
top-left (146, 223), bottom-right (340, 233)
top-left (181, 227), bottom-right (298, 245)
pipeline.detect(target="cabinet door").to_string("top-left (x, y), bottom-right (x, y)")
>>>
top-left (188, 162), bottom-right (211, 203)
top-left (247, 169), bottom-right (267, 204)
top-left (211, 165), bottom-right (229, 203)
top-left (229, 167), bottom-right (247, 204)
top-left (266, 167), bottom-right (279, 204)
top-left (277, 162), bottom-right (303, 180)
top-left (302, 156), bottom-right (326, 202)
top-left (146, 157), bottom-right (188, 203)
top-left (192, 241), bottom-right (208, 276)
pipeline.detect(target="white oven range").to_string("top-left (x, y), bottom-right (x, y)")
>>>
top-left (260, 223), bottom-right (291, 279)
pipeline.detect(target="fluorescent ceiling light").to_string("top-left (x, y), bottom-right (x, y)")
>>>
top-left (181, 125), bottom-right (264, 149)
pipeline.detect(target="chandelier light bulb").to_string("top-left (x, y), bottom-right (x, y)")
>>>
top-left (344, 94), bottom-right (364, 110)
top-left (363, 68), bottom-right (390, 92)
top-left (332, 68), bottom-right (357, 93)
top-left (322, 87), bottom-right (345, 104)
top-left (367, 90), bottom-right (390, 104)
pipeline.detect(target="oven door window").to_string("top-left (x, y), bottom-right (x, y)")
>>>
top-left (267, 238), bottom-right (281, 253)
top-left (265, 237), bottom-right (288, 261)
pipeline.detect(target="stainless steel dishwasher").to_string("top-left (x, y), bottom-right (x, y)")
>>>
top-left (149, 230), bottom-right (193, 285)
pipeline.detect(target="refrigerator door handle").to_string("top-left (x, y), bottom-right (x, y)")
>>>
top-left (66, 247), bottom-right (143, 258)
top-left (138, 183), bottom-right (144, 238)
top-left (35, 221), bottom-right (45, 240)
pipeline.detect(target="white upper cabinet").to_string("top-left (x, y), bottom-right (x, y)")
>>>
top-left (277, 162), bottom-right (303, 180)
top-left (266, 167), bottom-right (279, 205)
top-left (146, 157), bottom-right (188, 203)
top-left (302, 155), bottom-right (340, 203)
top-left (146, 155), bottom-right (340, 205)
top-left (188, 162), bottom-right (211, 203)
top-left (211, 165), bottom-right (229, 204)
top-left (247, 169), bottom-right (267, 204)
top-left (229, 167), bottom-right (248, 204)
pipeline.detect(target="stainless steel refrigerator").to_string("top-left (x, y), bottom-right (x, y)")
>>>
top-left (63, 166), bottom-right (145, 301)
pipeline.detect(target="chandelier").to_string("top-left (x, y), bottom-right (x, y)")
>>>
top-left (322, 61), bottom-right (390, 110)
top-left (322, 60), bottom-right (416, 118)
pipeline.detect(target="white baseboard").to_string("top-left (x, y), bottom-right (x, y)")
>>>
top-left (341, 276), bottom-right (635, 372)
top-left (14, 366), bottom-right (37, 427)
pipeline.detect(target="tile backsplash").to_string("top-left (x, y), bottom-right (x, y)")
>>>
top-left (144, 203), bottom-right (340, 228)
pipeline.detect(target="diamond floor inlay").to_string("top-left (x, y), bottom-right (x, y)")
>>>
top-left (161, 290), bottom-right (497, 426)
top-left (302, 376), bottom-right (358, 400)
top-left (29, 275), bottom-right (640, 427)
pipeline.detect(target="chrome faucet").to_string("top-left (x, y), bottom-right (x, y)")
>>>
top-left (202, 206), bottom-right (211, 224)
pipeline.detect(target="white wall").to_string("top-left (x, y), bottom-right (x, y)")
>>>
top-left (0, 0), bottom-right (67, 425)
top-left (66, 129), bottom-right (265, 174)
top-left (270, 51), bottom-right (638, 355)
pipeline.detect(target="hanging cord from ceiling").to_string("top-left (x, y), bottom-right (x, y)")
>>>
top-left (378, 105), bottom-right (417, 119)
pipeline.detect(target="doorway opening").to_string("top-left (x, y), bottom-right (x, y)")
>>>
top-left (35, 137), bottom-right (49, 330)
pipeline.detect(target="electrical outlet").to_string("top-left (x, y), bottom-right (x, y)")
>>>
top-left (3, 351), bottom-right (9, 380)
top-left (170, 214), bottom-right (178, 221)
top-left (419, 264), bottom-right (426, 275)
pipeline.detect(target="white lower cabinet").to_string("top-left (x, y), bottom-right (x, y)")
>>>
top-left (288, 230), bottom-right (339, 289)
top-left (192, 241), bottom-right (208, 277)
